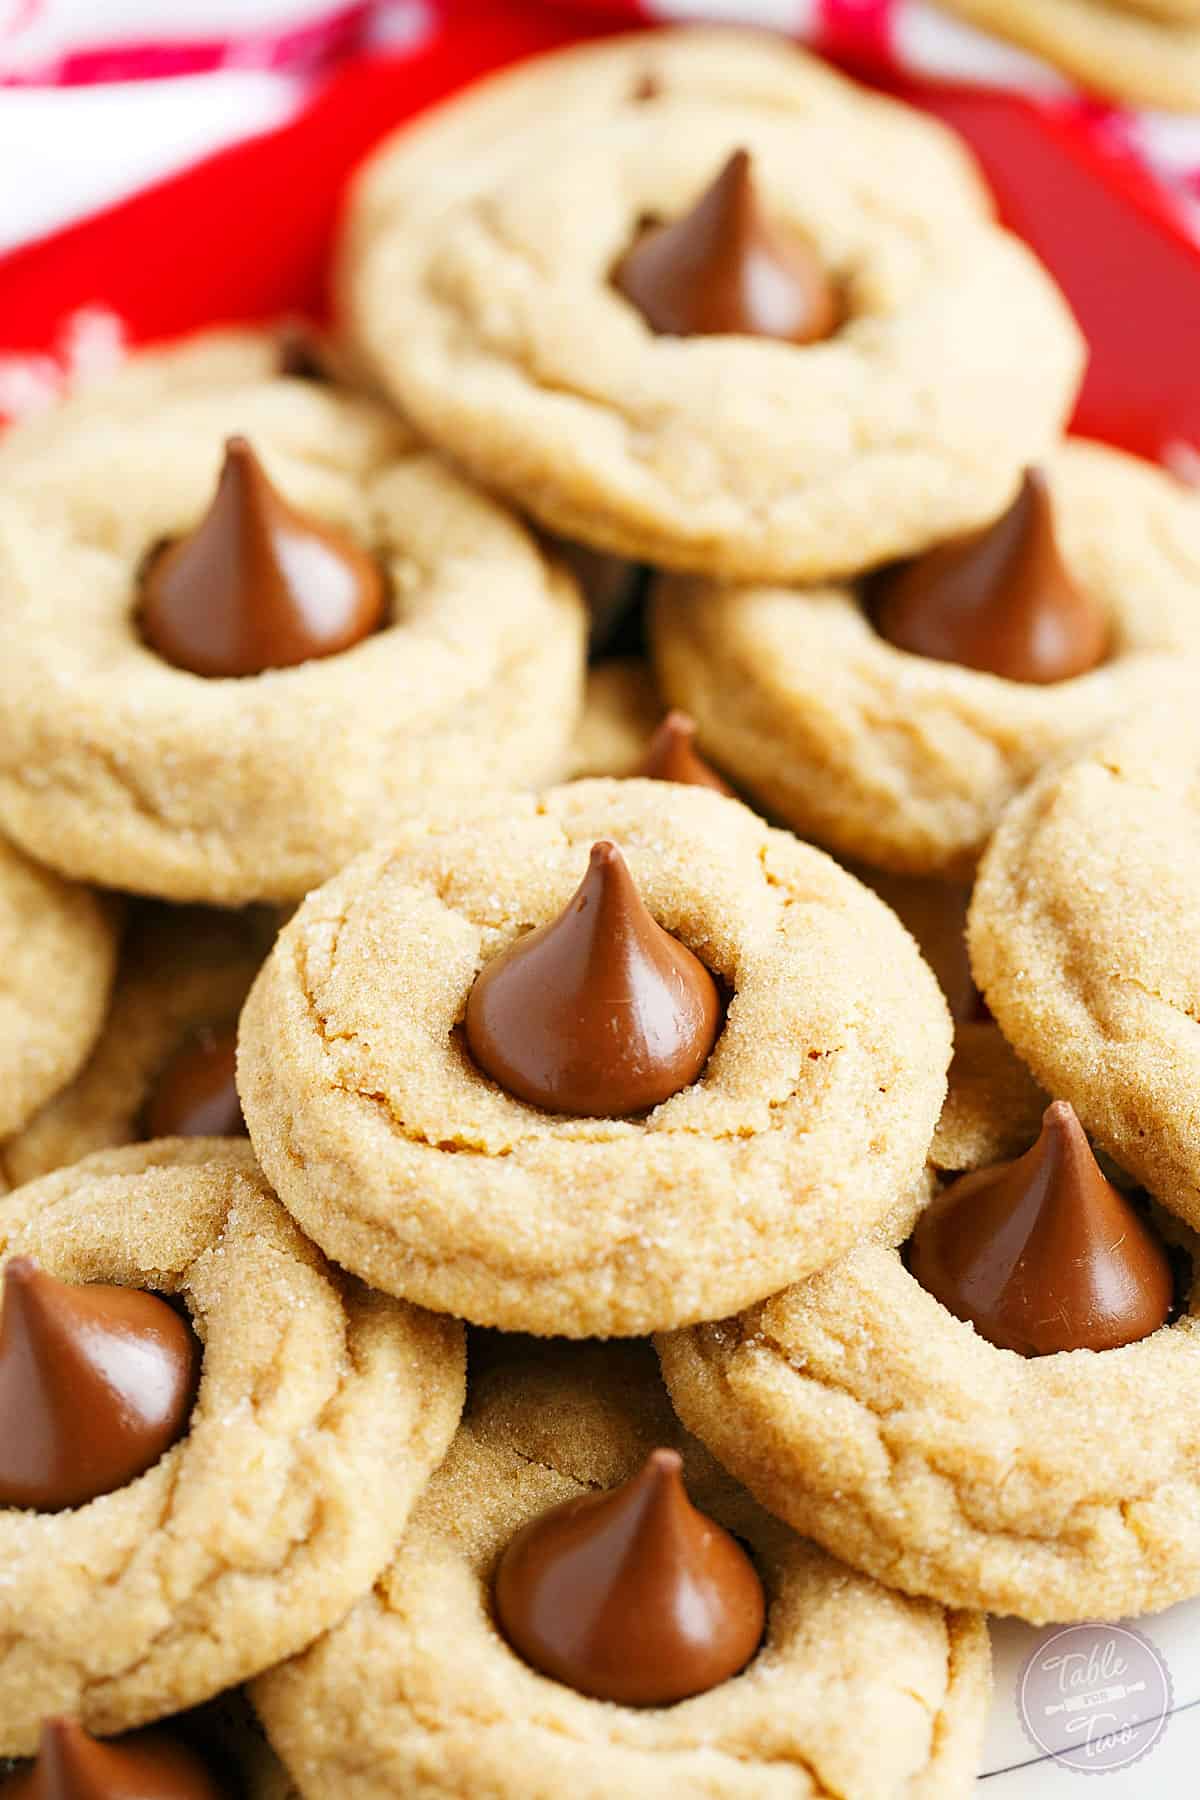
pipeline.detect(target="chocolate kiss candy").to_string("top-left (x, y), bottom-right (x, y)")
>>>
top-left (140, 436), bottom-right (386, 678)
top-left (142, 1026), bottom-right (246, 1141)
top-left (494, 1447), bottom-right (765, 1706)
top-left (635, 712), bottom-right (735, 795)
top-left (0, 1717), bottom-right (224, 1800)
top-left (909, 1101), bottom-right (1174, 1356)
top-left (0, 1259), bottom-right (200, 1511)
top-left (465, 840), bottom-right (721, 1117)
top-left (873, 469), bottom-right (1109, 684)
top-left (613, 148), bottom-right (839, 344)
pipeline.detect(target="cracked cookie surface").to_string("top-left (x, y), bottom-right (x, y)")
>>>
top-left (0, 1140), bottom-right (466, 1754)
top-left (0, 836), bottom-right (117, 1144)
top-left (252, 1343), bottom-right (990, 1798)
top-left (653, 441), bottom-right (1200, 875)
top-left (970, 706), bottom-right (1200, 1231)
top-left (659, 1150), bottom-right (1200, 1622)
top-left (0, 381), bottom-right (585, 905)
top-left (0, 903), bottom-right (274, 1193)
top-left (341, 28), bottom-right (1081, 584)
top-left (238, 780), bottom-right (952, 1337)
top-left (931, 0), bottom-right (1200, 110)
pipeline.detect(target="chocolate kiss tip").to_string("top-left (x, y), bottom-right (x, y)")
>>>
top-left (139, 433), bottom-right (385, 680)
top-left (0, 1715), bottom-right (226, 1800)
top-left (873, 466), bottom-right (1108, 684)
top-left (465, 838), bottom-right (721, 1118)
top-left (0, 1259), bottom-right (200, 1513)
top-left (494, 1445), bottom-right (765, 1707)
top-left (636, 712), bottom-right (735, 794)
top-left (612, 146), bottom-right (838, 345)
top-left (909, 1097), bottom-right (1174, 1357)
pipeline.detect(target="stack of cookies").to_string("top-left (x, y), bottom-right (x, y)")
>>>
top-left (1, 26), bottom-right (1199, 1798)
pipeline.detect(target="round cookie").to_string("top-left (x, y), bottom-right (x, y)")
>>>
top-left (653, 440), bottom-right (1200, 875)
top-left (238, 779), bottom-right (952, 1337)
top-left (0, 836), bottom-right (117, 1144)
top-left (970, 705), bottom-right (1200, 1231)
top-left (252, 1343), bottom-right (991, 1798)
top-left (659, 1136), bottom-right (1200, 1622)
top-left (568, 658), bottom-right (663, 779)
top-left (931, 0), bottom-right (1200, 111)
top-left (341, 28), bottom-right (1082, 584)
top-left (0, 903), bottom-right (275, 1193)
top-left (0, 1140), bottom-right (465, 1754)
top-left (0, 381), bottom-right (585, 905)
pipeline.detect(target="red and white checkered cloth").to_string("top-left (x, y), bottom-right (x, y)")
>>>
top-left (0, 0), bottom-right (1198, 470)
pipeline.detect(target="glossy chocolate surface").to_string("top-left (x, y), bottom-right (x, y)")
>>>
top-left (140, 437), bottom-right (385, 678)
top-left (873, 470), bottom-right (1109, 683)
top-left (910, 1101), bottom-right (1174, 1355)
top-left (0, 1718), bottom-right (225, 1800)
top-left (0, 1259), bottom-right (200, 1511)
top-left (465, 841), bottom-right (721, 1117)
top-left (613, 149), bottom-right (839, 344)
top-left (494, 1447), bottom-right (765, 1705)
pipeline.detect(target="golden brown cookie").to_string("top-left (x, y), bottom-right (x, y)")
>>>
top-left (659, 1124), bottom-right (1200, 1622)
top-left (931, 0), bottom-right (1200, 111)
top-left (970, 705), bottom-right (1200, 1230)
top-left (0, 1140), bottom-right (465, 1754)
top-left (0, 836), bottom-right (117, 1145)
top-left (341, 28), bottom-right (1083, 584)
top-left (653, 440), bottom-right (1200, 874)
top-left (0, 380), bottom-right (585, 905)
top-left (238, 779), bottom-right (952, 1337)
top-left (252, 1344), bottom-right (991, 1798)
top-left (0, 903), bottom-right (274, 1193)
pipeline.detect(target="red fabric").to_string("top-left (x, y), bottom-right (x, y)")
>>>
top-left (0, 0), bottom-right (1196, 465)
top-left (0, 1), bottom-right (376, 85)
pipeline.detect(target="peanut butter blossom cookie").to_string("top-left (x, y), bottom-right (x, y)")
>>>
top-left (1, 903), bottom-right (274, 1194)
top-left (0, 1140), bottom-right (465, 1753)
top-left (0, 379), bottom-right (584, 905)
top-left (0, 838), bottom-right (117, 1151)
top-left (931, 0), bottom-right (1200, 112)
top-left (660, 1098), bottom-right (1200, 1622)
top-left (970, 705), bottom-right (1200, 1233)
top-left (252, 1345), bottom-right (991, 1797)
top-left (238, 779), bottom-right (952, 1336)
top-left (654, 440), bottom-right (1200, 874)
top-left (341, 28), bottom-right (1082, 583)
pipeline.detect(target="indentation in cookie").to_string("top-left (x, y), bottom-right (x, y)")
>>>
top-left (139, 437), bottom-right (387, 678)
top-left (612, 149), bottom-right (840, 345)
top-left (493, 1443), bottom-right (765, 1705)
top-left (0, 1258), bottom-right (200, 1512)
top-left (872, 469), bottom-right (1109, 683)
